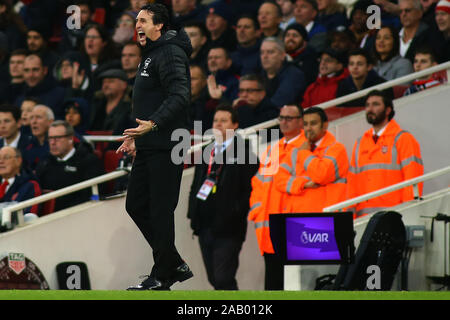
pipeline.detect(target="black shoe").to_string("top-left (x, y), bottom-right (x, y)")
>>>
top-left (166, 263), bottom-right (194, 287)
top-left (127, 275), bottom-right (171, 291)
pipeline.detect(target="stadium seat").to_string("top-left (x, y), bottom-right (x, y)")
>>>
top-left (103, 150), bottom-right (123, 194)
top-left (393, 85), bottom-right (409, 98)
top-left (40, 190), bottom-right (56, 216)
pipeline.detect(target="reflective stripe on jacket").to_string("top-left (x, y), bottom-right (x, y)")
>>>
top-left (347, 119), bottom-right (424, 218)
top-left (248, 133), bottom-right (306, 255)
top-left (274, 131), bottom-right (349, 213)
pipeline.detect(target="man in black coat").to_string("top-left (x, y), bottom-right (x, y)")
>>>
top-left (35, 121), bottom-right (103, 212)
top-left (188, 105), bottom-right (259, 290)
top-left (116, 3), bottom-right (193, 291)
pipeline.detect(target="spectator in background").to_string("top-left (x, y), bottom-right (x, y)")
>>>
top-left (15, 54), bottom-right (66, 119)
top-left (112, 12), bottom-right (136, 47)
top-left (421, 0), bottom-right (439, 28)
top-left (347, 90), bottom-right (423, 218)
top-left (248, 104), bottom-right (306, 290)
top-left (260, 37), bottom-right (306, 108)
top-left (283, 23), bottom-right (318, 86)
top-left (20, 97), bottom-right (39, 135)
top-left (189, 64), bottom-right (215, 132)
top-left (0, 146), bottom-right (41, 214)
top-left (349, 0), bottom-right (377, 51)
top-left (171, 0), bottom-right (207, 28)
top-left (63, 98), bottom-right (91, 137)
top-left (336, 48), bottom-right (392, 107)
top-left (121, 41), bottom-right (142, 86)
top-left (0, 0), bottom-right (27, 51)
top-left (35, 121), bottom-right (104, 212)
top-left (258, 1), bottom-right (284, 39)
top-left (430, 0), bottom-right (450, 63)
top-left (206, 1), bottom-right (237, 52)
top-left (232, 74), bottom-right (279, 128)
top-left (293, 0), bottom-right (328, 52)
top-left (128, 0), bottom-right (152, 17)
top-left (59, 0), bottom-right (94, 53)
top-left (183, 21), bottom-right (210, 69)
top-left (80, 24), bottom-right (120, 77)
top-left (90, 69), bottom-right (134, 136)
top-left (328, 30), bottom-right (358, 55)
top-left (207, 46), bottom-right (240, 101)
top-left (277, 0), bottom-right (296, 30)
top-left (231, 15), bottom-right (262, 75)
top-left (26, 25), bottom-right (60, 73)
top-left (372, 26), bottom-right (414, 81)
top-left (316, 0), bottom-right (349, 31)
top-left (0, 104), bottom-right (31, 152)
top-left (188, 105), bottom-right (258, 290)
top-left (22, 104), bottom-right (54, 171)
top-left (302, 47), bottom-right (348, 108)
top-left (3, 49), bottom-right (27, 104)
top-left (404, 46), bottom-right (441, 95)
top-left (398, 0), bottom-right (430, 62)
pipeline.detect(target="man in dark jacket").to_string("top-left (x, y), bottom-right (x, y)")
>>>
top-left (232, 74), bottom-right (279, 128)
top-left (116, 3), bottom-right (193, 291)
top-left (15, 54), bottom-right (66, 119)
top-left (336, 48), bottom-right (393, 107)
top-left (231, 15), bottom-right (262, 75)
top-left (0, 146), bottom-right (41, 214)
top-left (283, 23), bottom-right (318, 86)
top-left (35, 121), bottom-right (103, 212)
top-left (188, 105), bottom-right (258, 290)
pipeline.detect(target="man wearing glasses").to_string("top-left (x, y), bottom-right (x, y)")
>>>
top-left (232, 74), bottom-right (279, 128)
top-left (35, 121), bottom-right (103, 212)
top-left (248, 104), bottom-right (306, 290)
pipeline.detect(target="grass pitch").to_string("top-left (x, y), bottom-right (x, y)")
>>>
top-left (0, 290), bottom-right (449, 300)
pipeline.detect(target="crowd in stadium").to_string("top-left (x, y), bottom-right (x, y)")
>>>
top-left (0, 0), bottom-right (448, 291)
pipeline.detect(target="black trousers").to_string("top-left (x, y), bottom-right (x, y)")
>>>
top-left (264, 253), bottom-right (284, 290)
top-left (198, 228), bottom-right (243, 290)
top-left (126, 149), bottom-right (184, 280)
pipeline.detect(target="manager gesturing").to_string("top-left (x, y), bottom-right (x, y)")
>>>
top-left (117, 3), bottom-right (193, 290)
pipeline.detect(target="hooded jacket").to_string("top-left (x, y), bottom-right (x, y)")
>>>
top-left (133, 29), bottom-right (192, 151)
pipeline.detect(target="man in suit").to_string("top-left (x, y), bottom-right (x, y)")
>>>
top-left (188, 105), bottom-right (259, 290)
top-left (0, 104), bottom-right (31, 152)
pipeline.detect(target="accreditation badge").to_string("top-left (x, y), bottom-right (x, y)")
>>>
top-left (196, 179), bottom-right (216, 201)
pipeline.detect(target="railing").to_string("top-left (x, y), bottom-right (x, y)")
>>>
top-left (3, 62), bottom-right (449, 229)
top-left (1, 170), bottom-right (129, 229)
top-left (323, 165), bottom-right (450, 212)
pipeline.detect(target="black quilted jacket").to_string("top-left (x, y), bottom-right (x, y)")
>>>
top-left (132, 29), bottom-right (192, 150)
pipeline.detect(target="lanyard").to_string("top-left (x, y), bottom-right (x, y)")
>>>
top-left (207, 147), bottom-right (224, 181)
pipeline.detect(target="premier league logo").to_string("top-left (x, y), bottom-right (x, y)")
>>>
top-left (140, 58), bottom-right (152, 77)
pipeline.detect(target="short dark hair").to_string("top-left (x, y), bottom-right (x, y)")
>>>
top-left (365, 90), bottom-right (395, 120)
top-left (348, 47), bottom-right (373, 65)
top-left (0, 104), bottom-right (21, 122)
top-left (215, 104), bottom-right (239, 124)
top-left (10, 48), bottom-right (28, 58)
top-left (303, 106), bottom-right (328, 123)
top-left (123, 40), bottom-right (142, 54)
top-left (22, 96), bottom-right (41, 105)
top-left (237, 14), bottom-right (260, 30)
top-left (183, 21), bottom-right (208, 38)
top-left (283, 103), bottom-right (304, 117)
top-left (190, 64), bottom-right (207, 78)
top-left (414, 45), bottom-right (437, 63)
top-left (141, 3), bottom-right (170, 33)
top-left (208, 45), bottom-right (230, 59)
top-left (239, 74), bottom-right (267, 91)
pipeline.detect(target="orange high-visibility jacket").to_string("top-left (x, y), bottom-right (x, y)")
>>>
top-left (347, 119), bottom-right (424, 218)
top-left (248, 133), bottom-right (306, 255)
top-left (274, 131), bottom-right (349, 213)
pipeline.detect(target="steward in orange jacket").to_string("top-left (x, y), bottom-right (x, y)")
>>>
top-left (248, 104), bottom-right (305, 290)
top-left (347, 90), bottom-right (424, 218)
top-left (274, 107), bottom-right (349, 213)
